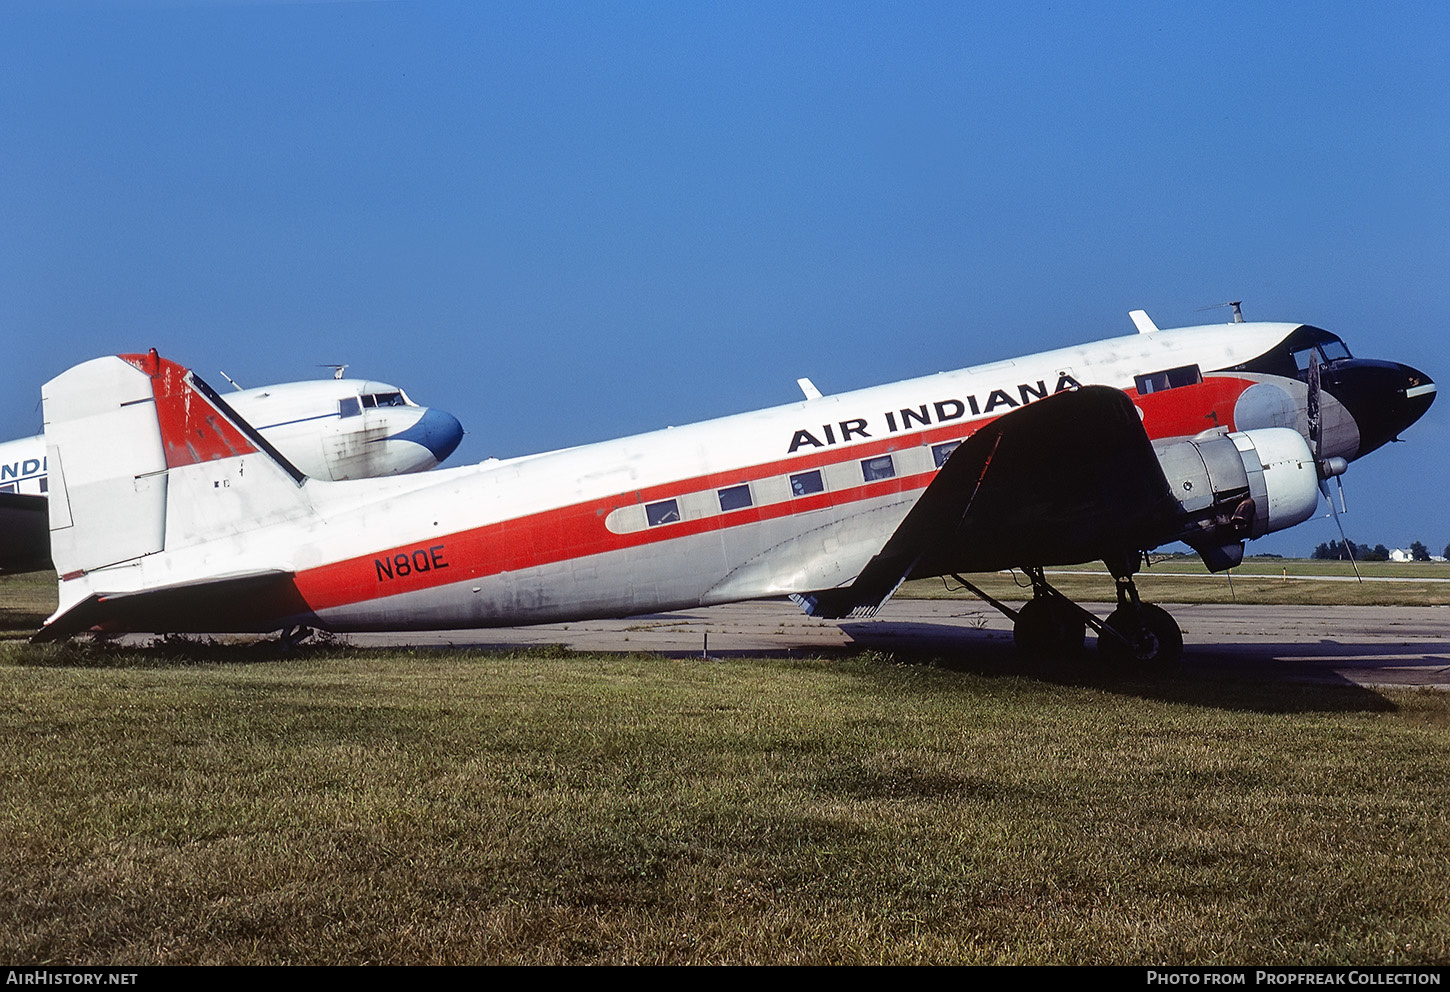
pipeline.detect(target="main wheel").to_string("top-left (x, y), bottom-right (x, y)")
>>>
top-left (1013, 598), bottom-right (1086, 658)
top-left (1098, 603), bottom-right (1183, 666)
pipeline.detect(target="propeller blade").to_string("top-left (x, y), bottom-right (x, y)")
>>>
top-left (1308, 352), bottom-right (1360, 582)
top-left (1307, 351), bottom-right (1322, 462)
top-left (1323, 483), bottom-right (1363, 584)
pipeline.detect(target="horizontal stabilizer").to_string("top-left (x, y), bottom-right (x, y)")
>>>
top-left (34, 569), bottom-right (305, 642)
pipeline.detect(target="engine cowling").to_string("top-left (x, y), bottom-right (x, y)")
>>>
top-left (1153, 427), bottom-right (1320, 571)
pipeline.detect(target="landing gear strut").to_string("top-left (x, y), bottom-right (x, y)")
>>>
top-left (952, 553), bottom-right (1183, 667)
top-left (1010, 567), bottom-right (1085, 657)
top-left (1096, 553), bottom-right (1183, 666)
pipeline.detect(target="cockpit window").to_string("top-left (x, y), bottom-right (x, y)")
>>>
top-left (1229, 325), bottom-right (1354, 380)
top-left (361, 392), bottom-right (407, 408)
top-left (339, 397), bottom-right (361, 418)
top-left (1292, 339), bottom-right (1353, 371)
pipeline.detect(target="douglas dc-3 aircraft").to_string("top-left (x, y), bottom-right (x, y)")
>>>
top-left (0, 375), bottom-right (463, 573)
top-left (32, 312), bottom-right (1434, 664)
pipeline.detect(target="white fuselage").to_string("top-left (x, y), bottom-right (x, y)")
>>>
top-left (45, 321), bottom-right (1370, 634)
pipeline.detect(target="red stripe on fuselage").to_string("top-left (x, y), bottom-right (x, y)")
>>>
top-left (1132, 376), bottom-right (1248, 438)
top-left (288, 375), bottom-right (1260, 615)
top-left (293, 469), bottom-right (938, 612)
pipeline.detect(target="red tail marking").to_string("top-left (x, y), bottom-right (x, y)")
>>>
top-left (120, 352), bottom-right (258, 468)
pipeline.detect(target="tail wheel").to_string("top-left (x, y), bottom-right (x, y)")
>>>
top-left (1099, 603), bottom-right (1183, 666)
top-left (1013, 598), bottom-right (1087, 657)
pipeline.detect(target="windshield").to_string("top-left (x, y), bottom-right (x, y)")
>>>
top-left (1231, 325), bottom-right (1354, 379)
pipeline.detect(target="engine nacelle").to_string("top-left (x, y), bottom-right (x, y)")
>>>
top-left (1154, 428), bottom-right (1321, 571)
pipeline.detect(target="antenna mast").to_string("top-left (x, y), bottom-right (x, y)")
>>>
top-left (1196, 301), bottom-right (1245, 323)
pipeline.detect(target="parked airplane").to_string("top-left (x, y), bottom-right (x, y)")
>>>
top-left (0, 375), bottom-right (463, 573)
top-left (32, 313), bottom-right (1434, 664)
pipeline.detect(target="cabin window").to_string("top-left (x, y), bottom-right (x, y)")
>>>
top-left (339, 397), bottom-right (361, 418)
top-left (718, 484), bottom-right (752, 512)
top-left (861, 455), bottom-right (895, 482)
top-left (790, 470), bottom-right (824, 497)
top-left (645, 499), bottom-right (680, 526)
top-left (932, 440), bottom-right (961, 468)
top-left (1134, 364), bottom-right (1202, 395)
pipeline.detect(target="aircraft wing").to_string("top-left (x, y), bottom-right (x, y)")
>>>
top-left (793, 386), bottom-right (1179, 619)
top-left (0, 492), bottom-right (51, 574)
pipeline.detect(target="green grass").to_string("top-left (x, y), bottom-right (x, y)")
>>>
top-left (0, 569), bottom-right (55, 639)
top-left (1, 639), bottom-right (1448, 965)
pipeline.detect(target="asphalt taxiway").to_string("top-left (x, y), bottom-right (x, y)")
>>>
top-left (343, 599), bottom-right (1450, 689)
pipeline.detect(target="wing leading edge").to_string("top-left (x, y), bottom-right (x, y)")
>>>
top-left (793, 386), bottom-right (1178, 619)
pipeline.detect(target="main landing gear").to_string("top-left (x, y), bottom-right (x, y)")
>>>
top-left (953, 553), bottom-right (1184, 666)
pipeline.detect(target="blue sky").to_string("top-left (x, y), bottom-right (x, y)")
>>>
top-left (2, 0), bottom-right (1446, 557)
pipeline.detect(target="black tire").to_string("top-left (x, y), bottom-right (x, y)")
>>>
top-left (1098, 603), bottom-right (1183, 666)
top-left (1013, 598), bottom-right (1086, 658)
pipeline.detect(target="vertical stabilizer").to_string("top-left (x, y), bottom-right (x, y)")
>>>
top-left (42, 350), bottom-right (313, 581)
top-left (44, 356), bottom-right (169, 576)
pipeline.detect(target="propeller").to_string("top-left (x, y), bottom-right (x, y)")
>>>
top-left (1308, 353), bottom-right (1361, 582)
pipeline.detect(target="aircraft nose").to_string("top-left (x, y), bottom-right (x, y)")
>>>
top-left (413, 407), bottom-right (465, 464)
top-left (1324, 359), bottom-right (1435, 459)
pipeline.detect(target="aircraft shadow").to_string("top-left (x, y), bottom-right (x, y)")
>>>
top-left (838, 620), bottom-right (1429, 714)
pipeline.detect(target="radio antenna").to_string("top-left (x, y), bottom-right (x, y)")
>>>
top-left (1196, 301), bottom-right (1244, 323)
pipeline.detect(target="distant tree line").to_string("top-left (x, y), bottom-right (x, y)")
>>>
top-left (1312, 540), bottom-right (1433, 561)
